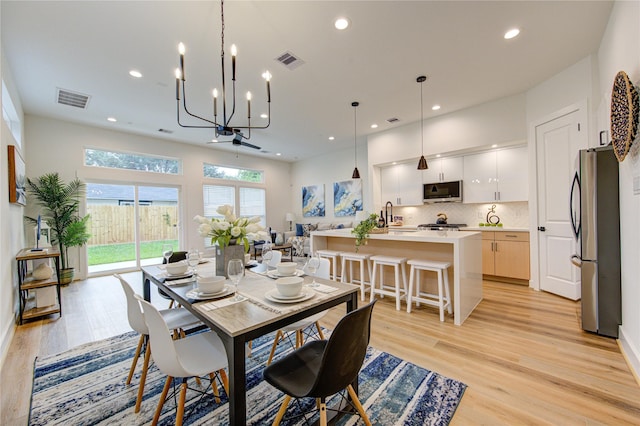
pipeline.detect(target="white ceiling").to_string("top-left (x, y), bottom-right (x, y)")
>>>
top-left (1, 1), bottom-right (612, 162)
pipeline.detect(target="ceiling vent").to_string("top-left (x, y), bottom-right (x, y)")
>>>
top-left (386, 117), bottom-right (400, 123)
top-left (56, 88), bottom-right (90, 109)
top-left (275, 51), bottom-right (305, 70)
top-left (158, 128), bottom-right (173, 134)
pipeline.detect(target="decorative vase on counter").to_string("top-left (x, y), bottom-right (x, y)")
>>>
top-left (215, 242), bottom-right (245, 278)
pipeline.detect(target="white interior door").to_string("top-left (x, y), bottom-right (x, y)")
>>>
top-left (535, 110), bottom-right (584, 300)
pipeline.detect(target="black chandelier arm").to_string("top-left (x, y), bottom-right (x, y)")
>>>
top-left (179, 81), bottom-right (220, 127)
top-left (176, 100), bottom-right (220, 129)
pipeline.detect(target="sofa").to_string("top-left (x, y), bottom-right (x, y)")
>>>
top-left (284, 221), bottom-right (352, 256)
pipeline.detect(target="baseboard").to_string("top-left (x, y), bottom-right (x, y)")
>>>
top-left (618, 326), bottom-right (640, 387)
top-left (0, 320), bottom-right (16, 371)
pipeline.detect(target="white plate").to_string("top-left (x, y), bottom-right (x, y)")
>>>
top-left (164, 272), bottom-right (194, 280)
top-left (194, 286), bottom-right (228, 297)
top-left (186, 286), bottom-right (233, 300)
top-left (266, 269), bottom-right (304, 279)
top-left (264, 289), bottom-right (315, 304)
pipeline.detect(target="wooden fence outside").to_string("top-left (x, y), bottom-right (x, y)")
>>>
top-left (86, 204), bottom-right (178, 245)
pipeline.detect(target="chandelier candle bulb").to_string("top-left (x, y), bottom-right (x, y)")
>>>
top-left (231, 44), bottom-right (237, 80)
top-left (175, 69), bottom-right (181, 100)
top-left (213, 89), bottom-right (218, 116)
top-left (178, 43), bottom-right (185, 79)
top-left (246, 92), bottom-right (251, 118)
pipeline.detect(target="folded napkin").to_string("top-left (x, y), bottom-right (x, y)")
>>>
top-left (199, 295), bottom-right (246, 311)
top-left (308, 283), bottom-right (339, 294)
top-left (164, 277), bottom-right (195, 286)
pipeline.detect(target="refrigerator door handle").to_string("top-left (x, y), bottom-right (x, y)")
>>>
top-left (571, 254), bottom-right (582, 267)
top-left (569, 171), bottom-right (581, 239)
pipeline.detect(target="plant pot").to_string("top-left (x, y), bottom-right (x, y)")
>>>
top-left (59, 268), bottom-right (75, 285)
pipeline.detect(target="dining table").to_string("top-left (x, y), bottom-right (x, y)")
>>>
top-left (141, 259), bottom-right (359, 425)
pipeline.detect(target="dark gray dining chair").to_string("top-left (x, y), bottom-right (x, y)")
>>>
top-left (263, 300), bottom-right (375, 426)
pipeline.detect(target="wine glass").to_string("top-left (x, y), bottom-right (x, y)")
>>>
top-left (261, 243), bottom-right (273, 271)
top-left (306, 253), bottom-right (320, 288)
top-left (228, 259), bottom-right (245, 301)
top-left (162, 244), bottom-right (173, 265)
top-left (187, 249), bottom-right (200, 275)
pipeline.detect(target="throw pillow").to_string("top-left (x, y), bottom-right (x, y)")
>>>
top-left (302, 223), bottom-right (317, 237)
top-left (296, 223), bottom-right (304, 237)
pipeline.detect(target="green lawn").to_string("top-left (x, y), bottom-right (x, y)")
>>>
top-left (88, 240), bottom-right (178, 266)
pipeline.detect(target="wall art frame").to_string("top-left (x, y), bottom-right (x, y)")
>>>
top-left (302, 184), bottom-right (325, 217)
top-left (8, 145), bottom-right (26, 205)
top-left (333, 179), bottom-right (363, 217)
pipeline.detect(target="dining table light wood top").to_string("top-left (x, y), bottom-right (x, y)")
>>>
top-left (141, 260), bottom-right (359, 425)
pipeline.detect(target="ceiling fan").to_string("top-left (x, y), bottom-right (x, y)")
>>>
top-left (207, 128), bottom-right (261, 150)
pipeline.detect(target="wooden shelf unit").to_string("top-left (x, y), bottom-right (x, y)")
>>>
top-left (16, 248), bottom-right (62, 324)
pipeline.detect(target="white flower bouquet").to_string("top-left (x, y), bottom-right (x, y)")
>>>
top-left (194, 204), bottom-right (268, 252)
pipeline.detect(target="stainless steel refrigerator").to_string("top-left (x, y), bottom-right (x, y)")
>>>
top-left (570, 146), bottom-right (621, 338)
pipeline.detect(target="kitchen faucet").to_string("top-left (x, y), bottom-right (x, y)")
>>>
top-left (385, 201), bottom-right (393, 226)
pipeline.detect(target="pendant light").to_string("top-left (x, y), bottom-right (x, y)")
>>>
top-left (351, 101), bottom-right (361, 179)
top-left (416, 75), bottom-right (428, 170)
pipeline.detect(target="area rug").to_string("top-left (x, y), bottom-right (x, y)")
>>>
top-left (30, 331), bottom-right (466, 425)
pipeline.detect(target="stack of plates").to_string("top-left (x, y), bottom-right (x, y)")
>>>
top-left (186, 285), bottom-right (233, 300)
top-left (266, 269), bottom-right (304, 279)
top-left (264, 289), bottom-right (314, 304)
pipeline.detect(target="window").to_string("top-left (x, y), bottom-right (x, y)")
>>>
top-left (203, 185), bottom-right (266, 246)
top-left (84, 148), bottom-right (180, 174)
top-left (203, 163), bottom-right (263, 183)
top-left (2, 80), bottom-right (22, 147)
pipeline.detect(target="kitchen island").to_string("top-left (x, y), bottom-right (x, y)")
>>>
top-left (311, 228), bottom-right (483, 325)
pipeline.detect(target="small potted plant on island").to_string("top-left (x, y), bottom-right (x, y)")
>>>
top-left (352, 213), bottom-right (379, 252)
top-left (25, 173), bottom-right (91, 284)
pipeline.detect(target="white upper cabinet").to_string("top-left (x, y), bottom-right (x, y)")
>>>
top-left (463, 146), bottom-right (528, 203)
top-left (380, 163), bottom-right (423, 206)
top-left (421, 157), bottom-right (464, 183)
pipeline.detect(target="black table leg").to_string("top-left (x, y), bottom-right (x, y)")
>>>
top-left (222, 335), bottom-right (247, 425)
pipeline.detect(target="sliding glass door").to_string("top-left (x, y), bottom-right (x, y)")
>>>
top-left (86, 183), bottom-right (180, 274)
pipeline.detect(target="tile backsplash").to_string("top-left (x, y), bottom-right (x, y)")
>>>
top-left (389, 202), bottom-right (529, 228)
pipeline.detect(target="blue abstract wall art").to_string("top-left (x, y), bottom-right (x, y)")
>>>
top-left (302, 184), bottom-right (325, 217)
top-left (334, 180), bottom-right (362, 217)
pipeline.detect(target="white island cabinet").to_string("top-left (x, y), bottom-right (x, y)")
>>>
top-left (463, 145), bottom-right (528, 203)
top-left (310, 229), bottom-right (483, 325)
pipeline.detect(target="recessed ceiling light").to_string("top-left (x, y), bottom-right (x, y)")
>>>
top-left (129, 70), bottom-right (142, 78)
top-left (432, 105), bottom-right (441, 111)
top-left (370, 124), bottom-right (378, 129)
top-left (276, 152), bottom-right (282, 156)
top-left (328, 136), bottom-right (335, 141)
top-left (211, 139), bottom-right (218, 143)
top-left (334, 17), bottom-right (350, 30)
top-left (491, 144), bottom-right (498, 148)
top-left (436, 154), bottom-right (441, 158)
top-left (260, 113), bottom-right (268, 119)
top-left (504, 28), bottom-right (520, 40)
top-left (392, 162), bottom-right (397, 165)
top-left (107, 117), bottom-right (117, 122)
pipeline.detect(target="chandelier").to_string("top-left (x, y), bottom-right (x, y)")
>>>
top-left (174, 0), bottom-right (271, 148)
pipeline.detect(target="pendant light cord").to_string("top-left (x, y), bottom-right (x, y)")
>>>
top-left (354, 103), bottom-right (358, 167)
top-left (420, 79), bottom-right (424, 156)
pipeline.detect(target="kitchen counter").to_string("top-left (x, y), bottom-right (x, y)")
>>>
top-left (463, 226), bottom-right (529, 232)
top-left (310, 228), bottom-right (482, 325)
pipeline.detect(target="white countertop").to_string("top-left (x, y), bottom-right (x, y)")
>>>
top-left (312, 228), bottom-right (481, 243)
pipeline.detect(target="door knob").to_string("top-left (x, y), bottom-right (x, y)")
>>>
top-left (537, 226), bottom-right (546, 232)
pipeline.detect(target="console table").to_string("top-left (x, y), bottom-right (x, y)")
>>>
top-left (16, 248), bottom-right (62, 324)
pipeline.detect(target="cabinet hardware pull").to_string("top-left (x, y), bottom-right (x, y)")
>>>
top-left (505, 235), bottom-right (516, 238)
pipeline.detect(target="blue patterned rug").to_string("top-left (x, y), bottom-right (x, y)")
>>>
top-left (30, 330), bottom-right (466, 425)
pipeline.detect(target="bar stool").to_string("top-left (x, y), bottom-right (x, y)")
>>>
top-left (316, 249), bottom-right (341, 281)
top-left (340, 252), bottom-right (372, 301)
top-left (369, 255), bottom-right (407, 311)
top-left (406, 259), bottom-right (452, 321)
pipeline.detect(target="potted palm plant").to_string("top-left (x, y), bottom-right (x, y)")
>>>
top-left (25, 173), bottom-right (91, 284)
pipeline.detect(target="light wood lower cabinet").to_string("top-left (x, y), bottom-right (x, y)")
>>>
top-left (482, 231), bottom-right (530, 281)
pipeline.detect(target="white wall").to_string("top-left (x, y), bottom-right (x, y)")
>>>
top-left (24, 115), bottom-right (292, 274)
top-left (0, 48), bottom-right (26, 365)
top-left (290, 140), bottom-right (369, 225)
top-left (596, 0), bottom-right (640, 378)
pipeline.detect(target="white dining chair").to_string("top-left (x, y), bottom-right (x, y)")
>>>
top-left (115, 274), bottom-right (202, 413)
top-left (266, 258), bottom-right (331, 365)
top-left (138, 297), bottom-right (229, 426)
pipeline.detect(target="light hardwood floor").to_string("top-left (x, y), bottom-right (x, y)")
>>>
top-left (2, 272), bottom-right (639, 425)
